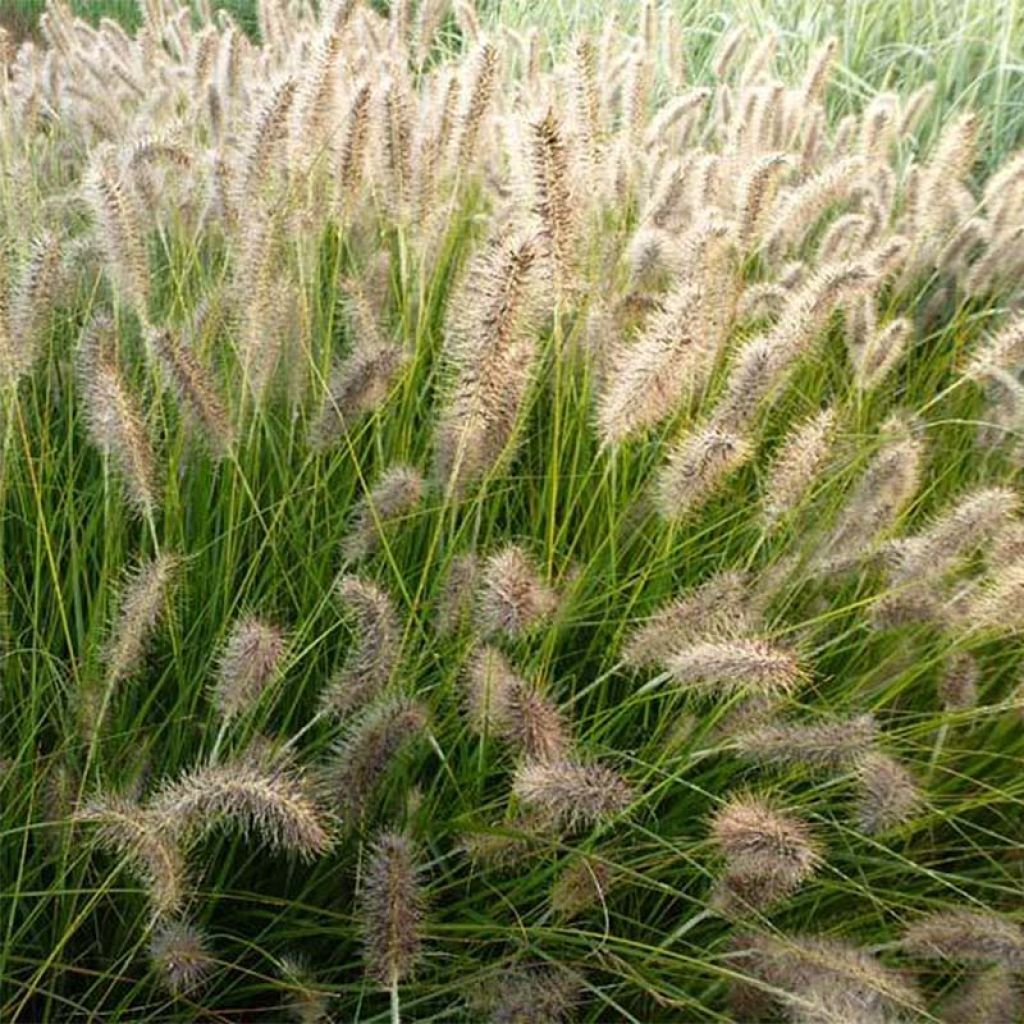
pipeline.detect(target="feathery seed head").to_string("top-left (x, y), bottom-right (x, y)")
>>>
top-left (734, 714), bottom-right (877, 770)
top-left (854, 751), bottom-right (922, 834)
top-left (212, 615), bottom-right (287, 721)
top-left (512, 758), bottom-right (634, 832)
top-left (359, 828), bottom-right (425, 987)
top-left (475, 544), bottom-right (559, 639)
top-left (149, 919), bottom-right (214, 994)
top-left (667, 638), bottom-right (804, 699)
top-left (902, 909), bottom-right (1024, 969)
top-left (342, 464), bottom-right (423, 563)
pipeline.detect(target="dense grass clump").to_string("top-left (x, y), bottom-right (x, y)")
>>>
top-left (2, 1), bottom-right (1024, 1021)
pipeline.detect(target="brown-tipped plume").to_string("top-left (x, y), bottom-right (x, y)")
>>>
top-left (77, 318), bottom-right (159, 515)
top-left (320, 575), bottom-right (400, 718)
top-left (336, 81), bottom-right (373, 215)
top-left (342, 464), bottom-right (423, 562)
top-left (151, 751), bottom-right (333, 861)
top-left (854, 751), bottom-right (922, 834)
top-left (464, 645), bottom-right (571, 762)
top-left (212, 615), bottom-right (287, 721)
top-left (103, 553), bottom-right (179, 685)
top-left (312, 343), bottom-right (406, 447)
top-left (8, 233), bottom-right (60, 383)
top-left (655, 423), bottom-right (753, 520)
top-left (528, 107), bottom-right (577, 293)
top-left (597, 282), bottom-right (721, 446)
top-left (241, 76), bottom-right (298, 196)
top-left (710, 794), bottom-right (822, 912)
top-left (512, 758), bottom-right (634, 831)
top-left (622, 570), bottom-right (757, 668)
top-left (475, 544), bottom-right (559, 639)
top-left (818, 415), bottom-right (924, 571)
top-left (453, 40), bottom-right (498, 169)
top-left (762, 407), bottom-right (837, 523)
top-left (734, 714), bottom-right (877, 770)
top-left (322, 697), bottom-right (427, 820)
top-left (889, 486), bottom-right (1019, 584)
top-left (359, 829), bottom-right (425, 988)
top-left (146, 326), bottom-right (233, 458)
top-left (149, 919), bottom-right (214, 994)
top-left (433, 229), bottom-right (549, 496)
top-left (854, 317), bottom-right (911, 391)
top-left (75, 794), bottom-right (187, 919)
top-left (902, 909), bottom-right (1024, 969)
top-left (667, 638), bottom-right (804, 700)
top-left (85, 154), bottom-right (150, 315)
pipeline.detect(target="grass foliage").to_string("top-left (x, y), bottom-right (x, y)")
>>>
top-left (2, 1), bottom-right (1024, 1021)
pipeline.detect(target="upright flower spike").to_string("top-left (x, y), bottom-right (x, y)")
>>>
top-left (762, 407), bottom-right (837, 524)
top-left (212, 615), bottom-right (287, 721)
top-left (359, 829), bottom-right (425, 989)
top-left (77, 316), bottom-right (159, 516)
top-left (432, 229), bottom-right (550, 496)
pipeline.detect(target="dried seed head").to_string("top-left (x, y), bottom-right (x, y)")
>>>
top-left (475, 545), bottom-right (559, 639)
top-left (359, 829), bottom-right (425, 987)
top-left (75, 794), bottom-right (187, 919)
top-left (854, 751), bottom-right (922, 834)
top-left (433, 230), bottom-right (549, 496)
top-left (529, 107), bottom-right (578, 293)
top-left (212, 615), bottom-right (287, 721)
top-left (320, 575), bottom-right (400, 718)
top-left (624, 573), bottom-right (754, 672)
top-left (312, 343), bottom-right (406, 448)
top-left (762, 407), bottom-right (837, 524)
top-left (512, 758), bottom-right (633, 832)
top-left (151, 751), bottom-right (333, 861)
top-left (146, 326), bottom-right (233, 457)
top-left (437, 552), bottom-right (479, 635)
top-left (734, 714), bottom-right (877, 770)
top-left (667, 639), bottom-right (804, 700)
top-left (322, 697), bottom-right (428, 820)
top-left (459, 816), bottom-right (552, 872)
top-left (342, 464), bottom-right (423, 563)
top-left (103, 553), bottom-right (179, 685)
top-left (902, 909), bottom-right (1024, 969)
top-left (149, 919), bottom-right (214, 994)
top-left (710, 794), bottom-right (822, 911)
top-left (77, 319), bottom-right (159, 515)
top-left (656, 423), bottom-right (753, 520)
top-left (278, 955), bottom-right (332, 1024)
top-left (735, 932), bottom-right (923, 1023)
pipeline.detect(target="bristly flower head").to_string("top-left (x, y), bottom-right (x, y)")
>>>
top-left (359, 829), bottom-right (425, 987)
top-left (710, 794), bottom-right (823, 912)
top-left (342, 463), bottom-right (424, 563)
top-left (212, 615), bottom-right (287, 721)
top-left (474, 964), bottom-right (581, 1023)
top-left (733, 714), bottom-right (877, 770)
top-left (320, 575), bottom-right (400, 718)
top-left (149, 919), bottom-right (215, 994)
top-left (75, 794), bottom-right (188, 920)
top-left (322, 697), bottom-right (428, 820)
top-left (512, 758), bottom-right (634, 832)
top-left (151, 750), bottom-right (333, 861)
top-left (902, 909), bottom-right (1024, 969)
top-left (475, 544), bottom-right (559, 639)
top-left (854, 751), bottom-right (922, 835)
top-left (550, 856), bottom-right (613, 920)
top-left (940, 965), bottom-right (1022, 1024)
top-left (667, 638), bottom-right (804, 700)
